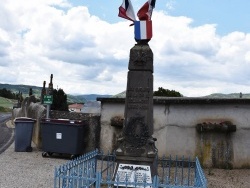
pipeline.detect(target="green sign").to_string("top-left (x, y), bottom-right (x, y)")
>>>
top-left (43, 95), bottom-right (53, 104)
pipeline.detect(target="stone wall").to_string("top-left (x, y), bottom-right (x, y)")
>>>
top-left (97, 97), bottom-right (250, 169)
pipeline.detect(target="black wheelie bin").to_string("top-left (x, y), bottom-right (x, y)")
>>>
top-left (40, 119), bottom-right (87, 158)
top-left (14, 117), bottom-right (36, 152)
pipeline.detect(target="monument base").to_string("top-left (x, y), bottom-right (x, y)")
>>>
top-left (115, 136), bottom-right (158, 183)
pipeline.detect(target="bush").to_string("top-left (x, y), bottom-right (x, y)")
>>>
top-left (51, 88), bottom-right (69, 111)
top-left (153, 87), bottom-right (183, 97)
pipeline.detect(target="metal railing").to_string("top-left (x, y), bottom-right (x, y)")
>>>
top-left (54, 149), bottom-right (207, 188)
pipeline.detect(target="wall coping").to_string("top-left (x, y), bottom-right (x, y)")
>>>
top-left (97, 97), bottom-right (250, 105)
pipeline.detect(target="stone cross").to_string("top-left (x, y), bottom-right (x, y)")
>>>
top-left (48, 74), bottom-right (53, 95)
top-left (41, 81), bottom-right (46, 103)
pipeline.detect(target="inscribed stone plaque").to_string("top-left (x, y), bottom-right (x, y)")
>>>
top-left (115, 163), bottom-right (152, 188)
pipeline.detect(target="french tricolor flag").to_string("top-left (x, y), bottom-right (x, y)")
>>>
top-left (134, 20), bottom-right (152, 40)
top-left (118, 0), bottom-right (136, 22)
top-left (137, 0), bottom-right (156, 21)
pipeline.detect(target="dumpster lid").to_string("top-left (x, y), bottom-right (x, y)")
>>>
top-left (40, 118), bottom-right (84, 125)
top-left (14, 117), bottom-right (36, 122)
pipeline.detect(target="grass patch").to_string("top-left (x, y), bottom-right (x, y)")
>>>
top-left (0, 96), bottom-right (16, 112)
top-left (0, 106), bottom-right (12, 112)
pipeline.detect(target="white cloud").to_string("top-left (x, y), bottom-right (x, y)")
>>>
top-left (150, 11), bottom-right (250, 96)
top-left (245, 51), bottom-right (250, 63)
top-left (0, 1), bottom-right (250, 96)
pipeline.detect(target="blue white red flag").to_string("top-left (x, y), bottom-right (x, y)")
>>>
top-left (137, 0), bottom-right (156, 21)
top-left (118, 0), bottom-right (136, 22)
top-left (134, 20), bottom-right (152, 40)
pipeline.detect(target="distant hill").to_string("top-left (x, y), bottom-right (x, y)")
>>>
top-left (0, 83), bottom-right (42, 98)
top-left (72, 94), bottom-right (112, 101)
top-left (67, 94), bottom-right (86, 104)
top-left (0, 83), bottom-right (111, 103)
top-left (111, 91), bottom-right (250, 99)
top-left (67, 94), bottom-right (112, 103)
top-left (1, 83), bottom-right (248, 102)
top-left (112, 91), bottom-right (126, 98)
top-left (203, 93), bottom-right (250, 98)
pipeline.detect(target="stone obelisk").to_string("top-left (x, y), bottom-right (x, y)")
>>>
top-left (116, 38), bottom-right (157, 175)
top-left (116, 40), bottom-right (157, 155)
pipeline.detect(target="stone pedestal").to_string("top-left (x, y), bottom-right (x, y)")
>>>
top-left (116, 43), bottom-right (157, 176)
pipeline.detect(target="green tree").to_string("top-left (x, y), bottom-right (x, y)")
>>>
top-left (153, 87), bottom-right (183, 97)
top-left (51, 88), bottom-right (68, 111)
top-left (0, 88), bottom-right (19, 99)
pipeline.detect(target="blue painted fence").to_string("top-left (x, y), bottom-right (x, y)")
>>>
top-left (54, 149), bottom-right (207, 188)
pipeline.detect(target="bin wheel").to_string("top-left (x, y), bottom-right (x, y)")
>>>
top-left (48, 152), bottom-right (53, 156)
top-left (26, 146), bottom-right (33, 152)
top-left (70, 155), bottom-right (79, 159)
top-left (42, 152), bottom-right (47, 157)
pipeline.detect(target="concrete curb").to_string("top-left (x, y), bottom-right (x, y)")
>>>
top-left (0, 120), bottom-right (14, 155)
top-left (6, 120), bottom-right (15, 129)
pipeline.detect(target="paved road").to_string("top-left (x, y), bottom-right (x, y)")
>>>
top-left (0, 113), bottom-right (13, 154)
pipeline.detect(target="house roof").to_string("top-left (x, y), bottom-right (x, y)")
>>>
top-left (68, 103), bottom-right (84, 109)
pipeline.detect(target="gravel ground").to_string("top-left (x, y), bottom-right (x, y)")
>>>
top-left (0, 143), bottom-right (67, 188)
top-left (1, 143), bottom-right (250, 188)
top-left (204, 168), bottom-right (250, 188)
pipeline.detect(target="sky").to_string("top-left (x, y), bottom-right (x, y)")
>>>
top-left (0, 0), bottom-right (250, 97)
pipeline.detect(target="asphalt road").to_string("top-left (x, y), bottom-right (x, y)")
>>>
top-left (0, 113), bottom-right (13, 154)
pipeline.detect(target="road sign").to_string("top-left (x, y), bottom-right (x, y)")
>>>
top-left (43, 95), bottom-right (53, 105)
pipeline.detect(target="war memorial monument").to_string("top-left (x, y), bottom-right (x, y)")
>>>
top-left (114, 0), bottom-right (158, 182)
